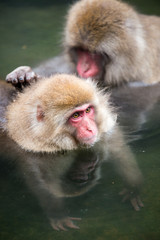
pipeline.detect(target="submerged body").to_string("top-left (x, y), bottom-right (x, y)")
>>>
top-left (0, 74), bottom-right (143, 230)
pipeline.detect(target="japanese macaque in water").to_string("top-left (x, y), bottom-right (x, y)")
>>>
top-left (0, 74), bottom-right (143, 230)
top-left (64, 0), bottom-right (160, 86)
top-left (6, 0), bottom-right (160, 87)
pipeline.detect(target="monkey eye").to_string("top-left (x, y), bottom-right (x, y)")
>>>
top-left (72, 112), bottom-right (80, 119)
top-left (86, 107), bottom-right (91, 113)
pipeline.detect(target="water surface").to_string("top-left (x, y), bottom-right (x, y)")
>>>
top-left (0, 0), bottom-right (160, 240)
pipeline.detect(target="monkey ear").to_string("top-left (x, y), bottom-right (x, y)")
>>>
top-left (36, 104), bottom-right (45, 122)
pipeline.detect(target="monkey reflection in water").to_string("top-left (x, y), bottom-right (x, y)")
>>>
top-left (0, 74), bottom-right (143, 230)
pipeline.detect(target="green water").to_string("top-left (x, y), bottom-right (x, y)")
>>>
top-left (0, 1), bottom-right (160, 240)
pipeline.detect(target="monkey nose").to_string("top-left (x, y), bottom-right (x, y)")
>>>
top-left (87, 127), bottom-right (93, 132)
top-left (86, 126), bottom-right (97, 137)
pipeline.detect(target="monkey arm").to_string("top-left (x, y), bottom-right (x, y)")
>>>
top-left (17, 153), bottom-right (81, 231)
top-left (98, 127), bottom-right (144, 211)
top-left (5, 54), bottom-right (74, 90)
top-left (22, 168), bottom-right (81, 231)
top-left (104, 127), bottom-right (143, 186)
top-left (30, 185), bottom-right (81, 231)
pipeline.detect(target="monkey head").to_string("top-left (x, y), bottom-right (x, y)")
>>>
top-left (6, 74), bottom-right (116, 153)
top-left (64, 0), bottom-right (146, 85)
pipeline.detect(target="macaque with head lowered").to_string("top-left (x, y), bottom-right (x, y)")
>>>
top-left (64, 0), bottom-right (160, 86)
top-left (1, 74), bottom-right (143, 230)
top-left (5, 0), bottom-right (160, 88)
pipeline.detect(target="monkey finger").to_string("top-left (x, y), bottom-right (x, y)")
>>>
top-left (50, 219), bottom-right (61, 231)
top-left (25, 71), bottom-right (38, 83)
top-left (50, 217), bottom-right (81, 231)
top-left (61, 217), bottom-right (80, 230)
top-left (136, 196), bottom-right (144, 208)
top-left (16, 71), bottom-right (27, 83)
top-left (18, 76), bottom-right (25, 83)
top-left (6, 73), bottom-right (18, 84)
top-left (12, 78), bottom-right (19, 85)
top-left (66, 220), bottom-right (80, 229)
top-left (57, 221), bottom-right (68, 231)
top-left (50, 223), bottom-right (60, 231)
top-left (65, 217), bottom-right (81, 229)
top-left (130, 197), bottom-right (141, 211)
top-left (13, 75), bottom-right (28, 90)
top-left (6, 68), bottom-right (21, 83)
top-left (50, 218), bottom-right (72, 231)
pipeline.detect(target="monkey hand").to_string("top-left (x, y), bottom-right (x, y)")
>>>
top-left (50, 216), bottom-right (81, 231)
top-left (119, 188), bottom-right (144, 211)
top-left (6, 66), bottom-right (40, 90)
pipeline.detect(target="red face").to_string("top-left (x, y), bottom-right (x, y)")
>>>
top-left (69, 104), bottom-right (98, 145)
top-left (76, 49), bottom-right (103, 78)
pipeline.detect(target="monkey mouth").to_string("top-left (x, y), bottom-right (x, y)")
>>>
top-left (81, 135), bottom-right (97, 145)
top-left (76, 49), bottom-right (102, 78)
top-left (70, 47), bottom-right (109, 81)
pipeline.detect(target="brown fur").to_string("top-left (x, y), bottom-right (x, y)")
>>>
top-left (64, 0), bottom-right (160, 85)
top-left (6, 74), bottom-right (116, 153)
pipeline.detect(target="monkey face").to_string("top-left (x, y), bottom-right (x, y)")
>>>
top-left (68, 104), bottom-right (98, 145)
